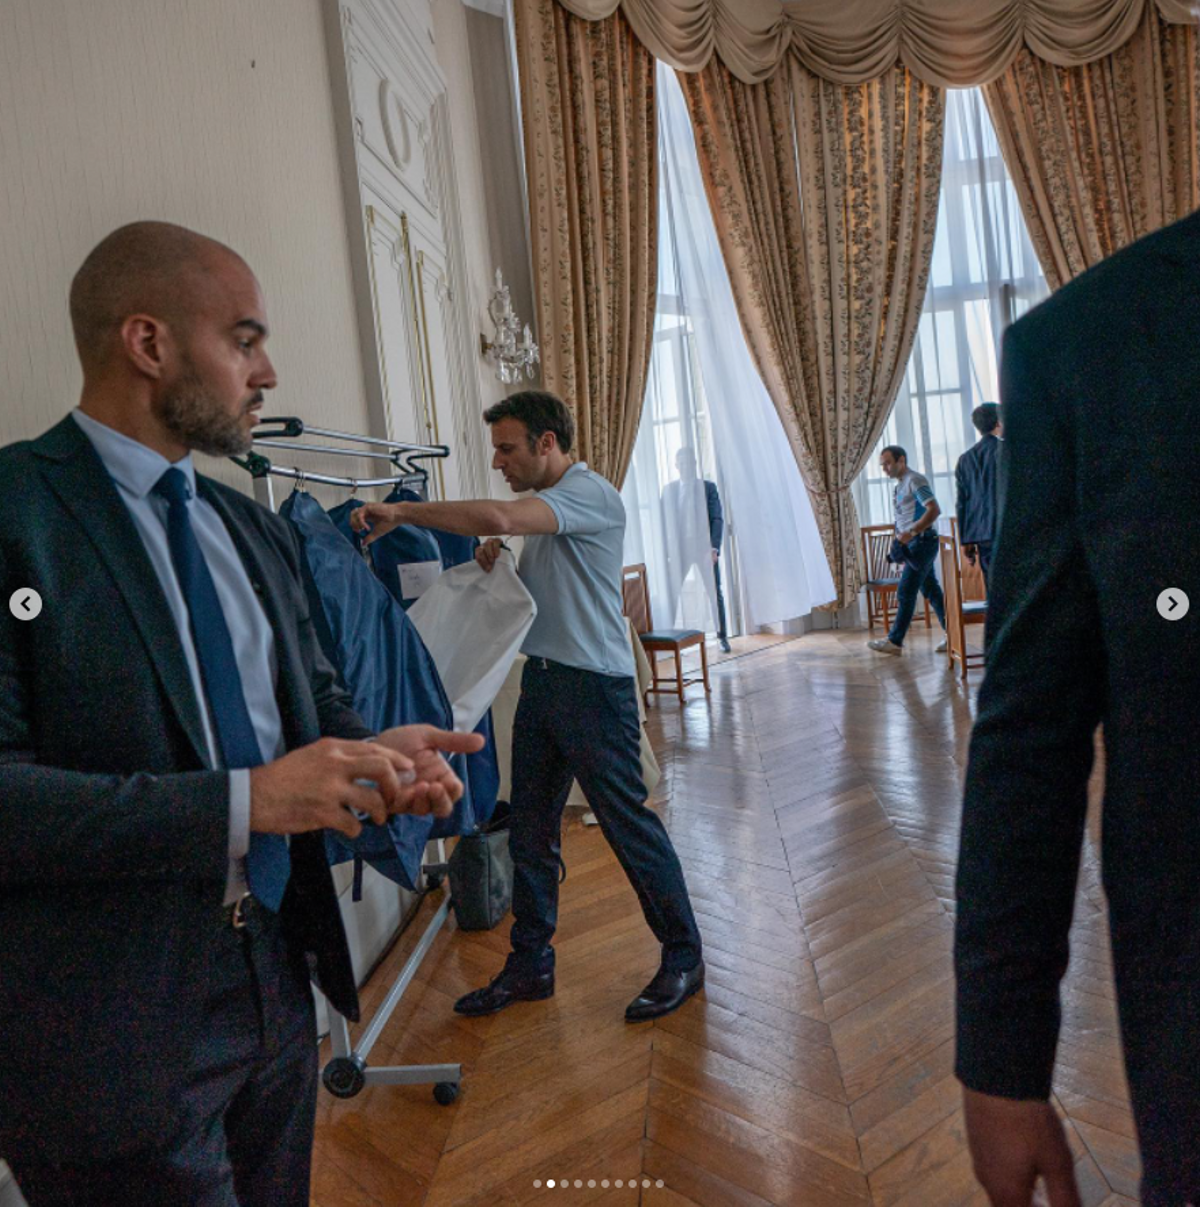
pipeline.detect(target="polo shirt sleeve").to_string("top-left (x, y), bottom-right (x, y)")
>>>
top-left (539, 472), bottom-right (615, 536)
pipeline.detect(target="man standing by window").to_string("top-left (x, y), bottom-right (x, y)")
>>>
top-left (662, 447), bottom-right (731, 653)
top-left (955, 403), bottom-right (1003, 584)
top-left (352, 392), bottom-right (705, 1023)
top-left (868, 446), bottom-right (948, 656)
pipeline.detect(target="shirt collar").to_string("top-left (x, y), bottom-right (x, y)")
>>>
top-left (538, 461), bottom-right (587, 493)
top-left (72, 409), bottom-right (197, 500)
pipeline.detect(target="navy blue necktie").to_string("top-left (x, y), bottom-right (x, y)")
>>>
top-left (154, 468), bottom-right (291, 910)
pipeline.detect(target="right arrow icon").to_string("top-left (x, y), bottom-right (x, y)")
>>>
top-left (1157, 588), bottom-right (1190, 621)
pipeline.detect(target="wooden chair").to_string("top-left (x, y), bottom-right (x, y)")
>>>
top-left (621, 563), bottom-right (711, 705)
top-left (949, 517), bottom-right (988, 607)
top-left (861, 524), bottom-right (931, 632)
top-left (939, 533), bottom-right (988, 681)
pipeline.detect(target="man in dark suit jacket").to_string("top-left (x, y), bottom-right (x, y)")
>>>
top-left (0, 222), bottom-right (482, 1206)
top-left (955, 210), bottom-right (1200, 1206)
top-left (662, 447), bottom-right (731, 651)
top-left (704, 473), bottom-right (732, 653)
top-left (954, 402), bottom-right (1003, 583)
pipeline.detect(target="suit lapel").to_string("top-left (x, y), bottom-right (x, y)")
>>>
top-left (33, 416), bottom-right (212, 768)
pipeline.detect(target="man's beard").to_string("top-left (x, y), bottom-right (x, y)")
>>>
top-left (155, 365), bottom-right (257, 457)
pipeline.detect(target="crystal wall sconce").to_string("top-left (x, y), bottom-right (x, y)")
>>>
top-left (480, 268), bottom-right (539, 385)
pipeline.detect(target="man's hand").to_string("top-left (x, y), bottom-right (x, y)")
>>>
top-left (475, 537), bottom-right (505, 574)
top-left (249, 738), bottom-right (415, 839)
top-left (898, 529), bottom-right (915, 546)
top-left (963, 1088), bottom-right (1082, 1207)
top-left (349, 502), bottom-right (410, 547)
top-left (964, 543), bottom-right (978, 565)
top-left (372, 724), bottom-right (486, 818)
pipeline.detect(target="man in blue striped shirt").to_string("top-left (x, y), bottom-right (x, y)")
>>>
top-left (868, 446), bottom-right (948, 656)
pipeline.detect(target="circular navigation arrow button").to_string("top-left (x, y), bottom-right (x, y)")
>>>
top-left (8, 588), bottom-right (43, 621)
top-left (1156, 588), bottom-right (1190, 621)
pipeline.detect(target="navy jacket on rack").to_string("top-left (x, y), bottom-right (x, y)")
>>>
top-left (331, 495), bottom-right (501, 822)
top-left (328, 498), bottom-right (442, 612)
top-left (388, 485), bottom-right (479, 570)
top-left (280, 491), bottom-right (476, 889)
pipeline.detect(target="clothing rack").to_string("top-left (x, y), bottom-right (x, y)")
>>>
top-left (232, 418), bottom-right (462, 1107)
top-left (233, 416), bottom-right (448, 510)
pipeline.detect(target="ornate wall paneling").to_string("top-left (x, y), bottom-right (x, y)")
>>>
top-left (324, 0), bottom-right (486, 501)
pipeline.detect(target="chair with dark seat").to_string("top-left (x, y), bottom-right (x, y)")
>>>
top-left (940, 531), bottom-right (988, 681)
top-left (861, 523), bottom-right (931, 632)
top-left (621, 563), bottom-right (711, 705)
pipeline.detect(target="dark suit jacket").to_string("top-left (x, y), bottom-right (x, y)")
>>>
top-left (954, 211), bottom-right (1200, 1198)
top-left (704, 480), bottom-right (724, 551)
top-left (0, 415), bottom-right (370, 1163)
top-left (953, 434), bottom-right (1000, 546)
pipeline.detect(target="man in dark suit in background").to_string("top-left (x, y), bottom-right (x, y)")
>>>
top-left (954, 402), bottom-right (1003, 584)
top-left (663, 447), bottom-right (731, 651)
top-left (704, 464), bottom-right (732, 654)
top-left (0, 221), bottom-right (483, 1206)
top-left (955, 210), bottom-right (1200, 1206)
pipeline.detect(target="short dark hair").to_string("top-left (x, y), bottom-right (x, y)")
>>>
top-left (881, 445), bottom-right (907, 463)
top-left (972, 403), bottom-right (1001, 435)
top-left (483, 390), bottom-right (575, 455)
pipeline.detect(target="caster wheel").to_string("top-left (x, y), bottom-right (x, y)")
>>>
top-left (425, 872), bottom-right (444, 891)
top-left (322, 1057), bottom-right (365, 1099)
top-left (433, 1081), bottom-right (459, 1106)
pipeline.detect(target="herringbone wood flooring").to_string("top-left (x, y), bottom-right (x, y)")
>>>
top-left (311, 630), bottom-right (1137, 1207)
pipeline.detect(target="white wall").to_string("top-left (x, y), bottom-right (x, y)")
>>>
top-left (0, 0), bottom-right (372, 492)
top-left (431, 0), bottom-right (534, 500)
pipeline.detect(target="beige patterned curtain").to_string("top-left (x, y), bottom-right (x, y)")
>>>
top-left (984, 6), bottom-right (1199, 290)
top-left (680, 61), bottom-right (943, 607)
top-left (513, 0), bottom-right (657, 486)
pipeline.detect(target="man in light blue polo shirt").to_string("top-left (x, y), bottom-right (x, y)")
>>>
top-left (353, 390), bottom-right (704, 1022)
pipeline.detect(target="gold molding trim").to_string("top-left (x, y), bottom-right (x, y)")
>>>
top-left (364, 204), bottom-right (396, 425)
top-left (416, 249), bottom-right (447, 501)
top-left (399, 213), bottom-right (440, 497)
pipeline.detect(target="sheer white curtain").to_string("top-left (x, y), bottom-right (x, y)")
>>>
top-left (622, 64), bottom-right (836, 634)
top-left (855, 88), bottom-right (1049, 526)
top-left (621, 284), bottom-right (718, 632)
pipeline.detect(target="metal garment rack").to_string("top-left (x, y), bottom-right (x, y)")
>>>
top-left (232, 418), bottom-right (463, 1107)
top-left (234, 416), bottom-right (448, 511)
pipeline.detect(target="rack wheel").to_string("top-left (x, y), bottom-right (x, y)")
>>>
top-left (322, 1057), bottom-right (365, 1099)
top-left (433, 1081), bottom-right (459, 1106)
top-left (425, 871), bottom-right (445, 891)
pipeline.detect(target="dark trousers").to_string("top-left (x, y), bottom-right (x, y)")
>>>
top-left (976, 541), bottom-right (993, 586)
top-left (888, 531), bottom-right (947, 647)
top-left (713, 555), bottom-right (729, 642)
top-left (8, 904), bottom-right (317, 1207)
top-left (508, 659), bottom-right (703, 976)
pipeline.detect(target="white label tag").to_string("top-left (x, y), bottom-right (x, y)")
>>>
top-left (399, 559), bottom-right (442, 601)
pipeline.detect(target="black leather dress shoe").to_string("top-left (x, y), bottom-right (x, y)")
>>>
top-left (453, 967), bottom-right (555, 1017)
top-left (624, 961), bottom-right (705, 1022)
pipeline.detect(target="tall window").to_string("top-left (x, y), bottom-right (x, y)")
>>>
top-left (855, 89), bottom-right (1048, 526)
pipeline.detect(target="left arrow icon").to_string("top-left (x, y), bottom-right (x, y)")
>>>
top-left (9, 588), bottom-right (43, 621)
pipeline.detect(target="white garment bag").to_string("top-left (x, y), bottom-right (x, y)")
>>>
top-left (406, 549), bottom-right (537, 732)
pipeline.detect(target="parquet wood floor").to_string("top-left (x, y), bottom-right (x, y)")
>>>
top-left (311, 629), bottom-right (1135, 1206)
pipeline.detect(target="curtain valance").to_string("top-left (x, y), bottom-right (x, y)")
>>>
top-left (553, 0), bottom-right (1195, 85)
